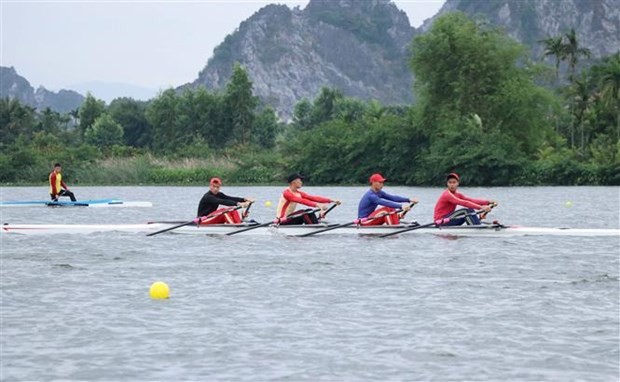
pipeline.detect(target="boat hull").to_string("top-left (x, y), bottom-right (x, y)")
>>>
top-left (2, 222), bottom-right (618, 237)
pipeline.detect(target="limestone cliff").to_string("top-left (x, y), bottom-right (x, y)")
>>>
top-left (188, 0), bottom-right (415, 119)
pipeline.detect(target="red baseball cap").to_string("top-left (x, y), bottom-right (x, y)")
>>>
top-left (446, 173), bottom-right (460, 181)
top-left (210, 177), bottom-right (222, 185)
top-left (369, 173), bottom-right (387, 183)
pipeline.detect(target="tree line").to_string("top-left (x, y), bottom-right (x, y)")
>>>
top-left (1, 12), bottom-right (618, 186)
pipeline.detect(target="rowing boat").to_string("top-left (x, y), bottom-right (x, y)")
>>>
top-left (0, 199), bottom-right (152, 208)
top-left (2, 222), bottom-right (618, 237)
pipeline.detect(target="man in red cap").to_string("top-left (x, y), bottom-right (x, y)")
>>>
top-left (276, 173), bottom-right (340, 225)
top-left (197, 177), bottom-right (254, 224)
top-left (357, 173), bottom-right (418, 226)
top-left (433, 173), bottom-right (496, 225)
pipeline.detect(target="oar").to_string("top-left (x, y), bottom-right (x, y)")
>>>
top-left (379, 207), bottom-right (492, 238)
top-left (242, 201), bottom-right (254, 219)
top-left (226, 203), bottom-right (339, 236)
top-left (298, 202), bottom-right (417, 237)
top-left (147, 206), bottom-right (241, 237)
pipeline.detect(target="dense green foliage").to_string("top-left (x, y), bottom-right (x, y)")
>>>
top-left (0, 64), bottom-right (282, 185)
top-left (1, 13), bottom-right (618, 186)
top-left (284, 13), bottom-right (619, 186)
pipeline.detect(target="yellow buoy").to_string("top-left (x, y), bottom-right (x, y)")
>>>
top-left (565, 201), bottom-right (573, 208)
top-left (264, 200), bottom-right (272, 207)
top-left (149, 281), bottom-right (170, 299)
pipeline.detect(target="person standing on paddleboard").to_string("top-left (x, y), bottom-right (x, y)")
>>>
top-left (276, 173), bottom-right (341, 225)
top-left (49, 163), bottom-right (76, 202)
top-left (197, 177), bottom-right (253, 224)
top-left (433, 173), bottom-right (496, 226)
top-left (357, 173), bottom-right (418, 226)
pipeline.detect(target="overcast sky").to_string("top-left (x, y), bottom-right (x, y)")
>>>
top-left (1, 0), bottom-right (445, 92)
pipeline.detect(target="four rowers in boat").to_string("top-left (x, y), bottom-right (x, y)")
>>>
top-left (195, 172), bottom-right (496, 227)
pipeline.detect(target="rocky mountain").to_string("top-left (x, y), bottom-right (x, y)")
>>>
top-left (188, 0), bottom-right (415, 119)
top-left (188, 0), bottom-right (620, 119)
top-left (422, 0), bottom-right (620, 58)
top-left (1, 66), bottom-right (84, 113)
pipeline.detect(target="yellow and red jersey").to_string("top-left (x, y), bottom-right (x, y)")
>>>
top-left (49, 171), bottom-right (68, 196)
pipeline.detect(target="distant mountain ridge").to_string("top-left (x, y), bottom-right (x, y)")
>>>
top-left (188, 0), bottom-right (415, 119)
top-left (188, 0), bottom-right (620, 118)
top-left (0, 66), bottom-right (84, 113)
top-left (3, 0), bottom-right (619, 117)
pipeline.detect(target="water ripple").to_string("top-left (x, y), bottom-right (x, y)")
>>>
top-left (1, 186), bottom-right (618, 381)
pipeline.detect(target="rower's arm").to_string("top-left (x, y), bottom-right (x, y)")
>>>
top-left (369, 193), bottom-right (403, 209)
top-left (298, 191), bottom-right (331, 204)
top-left (204, 193), bottom-right (238, 207)
top-left (448, 192), bottom-right (484, 210)
top-left (380, 191), bottom-right (410, 203)
top-left (455, 192), bottom-right (489, 206)
top-left (50, 173), bottom-right (59, 195)
top-left (283, 189), bottom-right (319, 207)
top-left (219, 192), bottom-right (245, 204)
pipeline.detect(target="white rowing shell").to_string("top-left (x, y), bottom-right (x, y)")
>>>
top-left (2, 223), bottom-right (618, 237)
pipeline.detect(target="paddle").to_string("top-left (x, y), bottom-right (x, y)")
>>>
top-left (297, 202), bottom-right (417, 237)
top-left (226, 203), bottom-right (339, 236)
top-left (146, 206), bottom-right (242, 237)
top-left (379, 206), bottom-right (494, 238)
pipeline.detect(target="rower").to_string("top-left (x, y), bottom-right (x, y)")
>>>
top-left (433, 173), bottom-right (497, 226)
top-left (357, 173), bottom-right (418, 226)
top-left (197, 177), bottom-right (254, 224)
top-left (49, 163), bottom-right (76, 202)
top-left (276, 173), bottom-right (341, 225)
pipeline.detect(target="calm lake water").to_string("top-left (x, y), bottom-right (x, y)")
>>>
top-left (1, 186), bottom-right (619, 381)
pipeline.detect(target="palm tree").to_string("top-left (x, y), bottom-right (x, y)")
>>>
top-left (540, 36), bottom-right (566, 83)
top-left (598, 54), bottom-right (620, 141)
top-left (563, 29), bottom-right (591, 81)
top-left (566, 75), bottom-right (592, 150)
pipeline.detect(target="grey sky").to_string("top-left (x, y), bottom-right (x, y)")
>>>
top-left (1, 0), bottom-right (445, 92)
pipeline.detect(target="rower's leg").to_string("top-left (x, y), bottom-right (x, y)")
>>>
top-left (303, 213), bottom-right (319, 224)
top-left (279, 215), bottom-right (305, 226)
top-left (442, 209), bottom-right (468, 226)
top-left (360, 207), bottom-right (394, 226)
top-left (385, 208), bottom-right (400, 225)
top-left (59, 189), bottom-right (77, 201)
top-left (224, 210), bottom-right (242, 224)
top-left (464, 208), bottom-right (481, 225)
top-left (200, 209), bottom-right (229, 225)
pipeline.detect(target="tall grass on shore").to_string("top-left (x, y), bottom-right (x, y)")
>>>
top-left (6, 151), bottom-right (287, 186)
